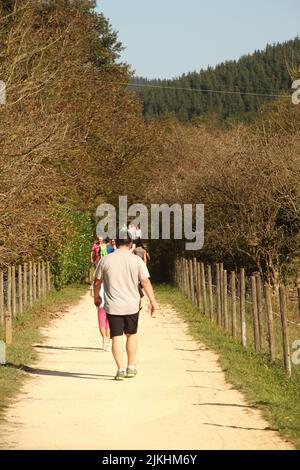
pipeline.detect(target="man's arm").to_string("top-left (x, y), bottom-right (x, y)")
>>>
top-left (140, 277), bottom-right (156, 315)
top-left (93, 278), bottom-right (102, 307)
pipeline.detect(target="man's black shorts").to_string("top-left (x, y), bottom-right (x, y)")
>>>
top-left (106, 313), bottom-right (139, 337)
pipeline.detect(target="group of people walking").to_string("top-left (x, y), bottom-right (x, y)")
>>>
top-left (90, 227), bottom-right (155, 380)
top-left (91, 237), bottom-right (116, 267)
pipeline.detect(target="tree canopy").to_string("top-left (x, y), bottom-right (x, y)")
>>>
top-left (132, 38), bottom-right (300, 124)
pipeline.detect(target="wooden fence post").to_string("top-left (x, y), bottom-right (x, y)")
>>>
top-left (193, 259), bottom-right (199, 305)
top-left (189, 259), bottom-right (195, 304)
top-left (29, 261), bottom-right (33, 306)
top-left (207, 265), bottom-right (213, 320)
top-left (223, 270), bottom-right (228, 330)
top-left (187, 259), bottom-right (191, 300)
top-left (33, 263), bottom-right (37, 302)
top-left (181, 258), bottom-right (184, 295)
top-left (181, 259), bottom-right (185, 295)
top-left (18, 265), bottom-right (23, 316)
top-left (220, 262), bottom-right (224, 325)
top-left (251, 275), bottom-right (260, 352)
top-left (183, 258), bottom-right (187, 295)
top-left (179, 259), bottom-right (183, 293)
top-left (184, 259), bottom-right (189, 298)
top-left (37, 261), bottom-right (41, 299)
top-left (23, 262), bottom-right (28, 308)
top-left (11, 266), bottom-right (16, 319)
top-left (256, 273), bottom-right (264, 350)
top-left (240, 268), bottom-right (247, 347)
top-left (6, 267), bottom-right (12, 345)
top-left (193, 258), bottom-right (198, 305)
top-left (200, 263), bottom-right (207, 315)
top-left (279, 286), bottom-right (292, 377)
top-left (42, 261), bottom-right (46, 296)
top-left (265, 283), bottom-right (276, 364)
top-left (231, 271), bottom-right (237, 338)
top-left (197, 262), bottom-right (202, 311)
top-left (182, 259), bottom-right (186, 296)
top-left (297, 283), bottom-right (300, 320)
top-left (216, 264), bottom-right (222, 326)
top-left (0, 271), bottom-right (4, 327)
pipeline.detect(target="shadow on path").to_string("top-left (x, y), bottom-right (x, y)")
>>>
top-left (174, 348), bottom-right (203, 352)
top-left (193, 402), bottom-right (256, 409)
top-left (33, 344), bottom-right (102, 352)
top-left (187, 385), bottom-right (233, 392)
top-left (4, 363), bottom-right (114, 381)
top-left (203, 422), bottom-right (277, 432)
top-left (186, 370), bottom-right (225, 373)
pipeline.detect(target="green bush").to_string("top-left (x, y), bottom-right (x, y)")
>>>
top-left (51, 209), bottom-right (93, 289)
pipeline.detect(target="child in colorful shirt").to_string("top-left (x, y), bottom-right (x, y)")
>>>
top-left (90, 282), bottom-right (110, 351)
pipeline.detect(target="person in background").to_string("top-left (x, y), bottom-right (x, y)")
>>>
top-left (100, 238), bottom-right (107, 258)
top-left (128, 223), bottom-right (136, 242)
top-left (133, 240), bottom-right (150, 309)
top-left (135, 225), bottom-right (142, 241)
top-left (106, 237), bottom-right (114, 254)
top-left (111, 239), bottom-right (117, 251)
top-left (91, 236), bottom-right (102, 267)
top-left (134, 240), bottom-right (150, 265)
top-left (133, 239), bottom-right (147, 264)
top-left (90, 282), bottom-right (111, 351)
top-left (143, 243), bottom-right (150, 265)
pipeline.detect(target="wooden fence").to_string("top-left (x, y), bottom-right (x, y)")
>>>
top-left (175, 258), bottom-right (300, 377)
top-left (0, 260), bottom-right (52, 345)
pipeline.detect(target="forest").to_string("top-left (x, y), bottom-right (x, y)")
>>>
top-left (0, 0), bottom-right (299, 286)
top-left (133, 37), bottom-right (300, 124)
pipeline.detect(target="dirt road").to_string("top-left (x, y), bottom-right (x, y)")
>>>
top-left (0, 291), bottom-right (293, 450)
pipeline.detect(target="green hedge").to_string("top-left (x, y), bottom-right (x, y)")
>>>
top-left (51, 209), bottom-right (93, 289)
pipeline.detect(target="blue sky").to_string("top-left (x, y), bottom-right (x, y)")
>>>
top-left (96, 0), bottom-right (300, 79)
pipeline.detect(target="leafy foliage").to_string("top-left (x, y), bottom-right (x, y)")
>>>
top-left (0, 0), bottom-right (160, 269)
top-left (51, 208), bottom-right (93, 289)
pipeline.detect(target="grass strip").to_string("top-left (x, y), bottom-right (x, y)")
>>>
top-left (155, 284), bottom-right (300, 449)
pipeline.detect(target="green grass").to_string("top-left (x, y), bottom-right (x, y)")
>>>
top-left (0, 284), bottom-right (87, 421)
top-left (155, 284), bottom-right (300, 449)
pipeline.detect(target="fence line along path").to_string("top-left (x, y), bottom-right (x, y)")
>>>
top-left (175, 257), bottom-right (300, 377)
top-left (0, 260), bottom-right (52, 346)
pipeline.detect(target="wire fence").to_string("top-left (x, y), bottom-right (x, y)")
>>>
top-left (174, 258), bottom-right (300, 377)
top-left (0, 260), bottom-right (52, 345)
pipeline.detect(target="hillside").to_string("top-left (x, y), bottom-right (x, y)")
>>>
top-left (132, 37), bottom-right (300, 123)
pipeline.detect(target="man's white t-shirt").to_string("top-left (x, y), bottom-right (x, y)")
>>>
top-left (95, 249), bottom-right (150, 315)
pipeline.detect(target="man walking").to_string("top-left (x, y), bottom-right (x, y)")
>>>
top-left (93, 232), bottom-right (156, 380)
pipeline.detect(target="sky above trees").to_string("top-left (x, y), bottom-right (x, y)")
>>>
top-left (96, 0), bottom-right (300, 79)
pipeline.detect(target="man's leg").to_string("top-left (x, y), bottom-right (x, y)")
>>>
top-left (111, 335), bottom-right (124, 369)
top-left (126, 333), bottom-right (138, 366)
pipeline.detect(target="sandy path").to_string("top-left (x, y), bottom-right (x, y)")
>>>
top-left (0, 291), bottom-right (293, 450)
